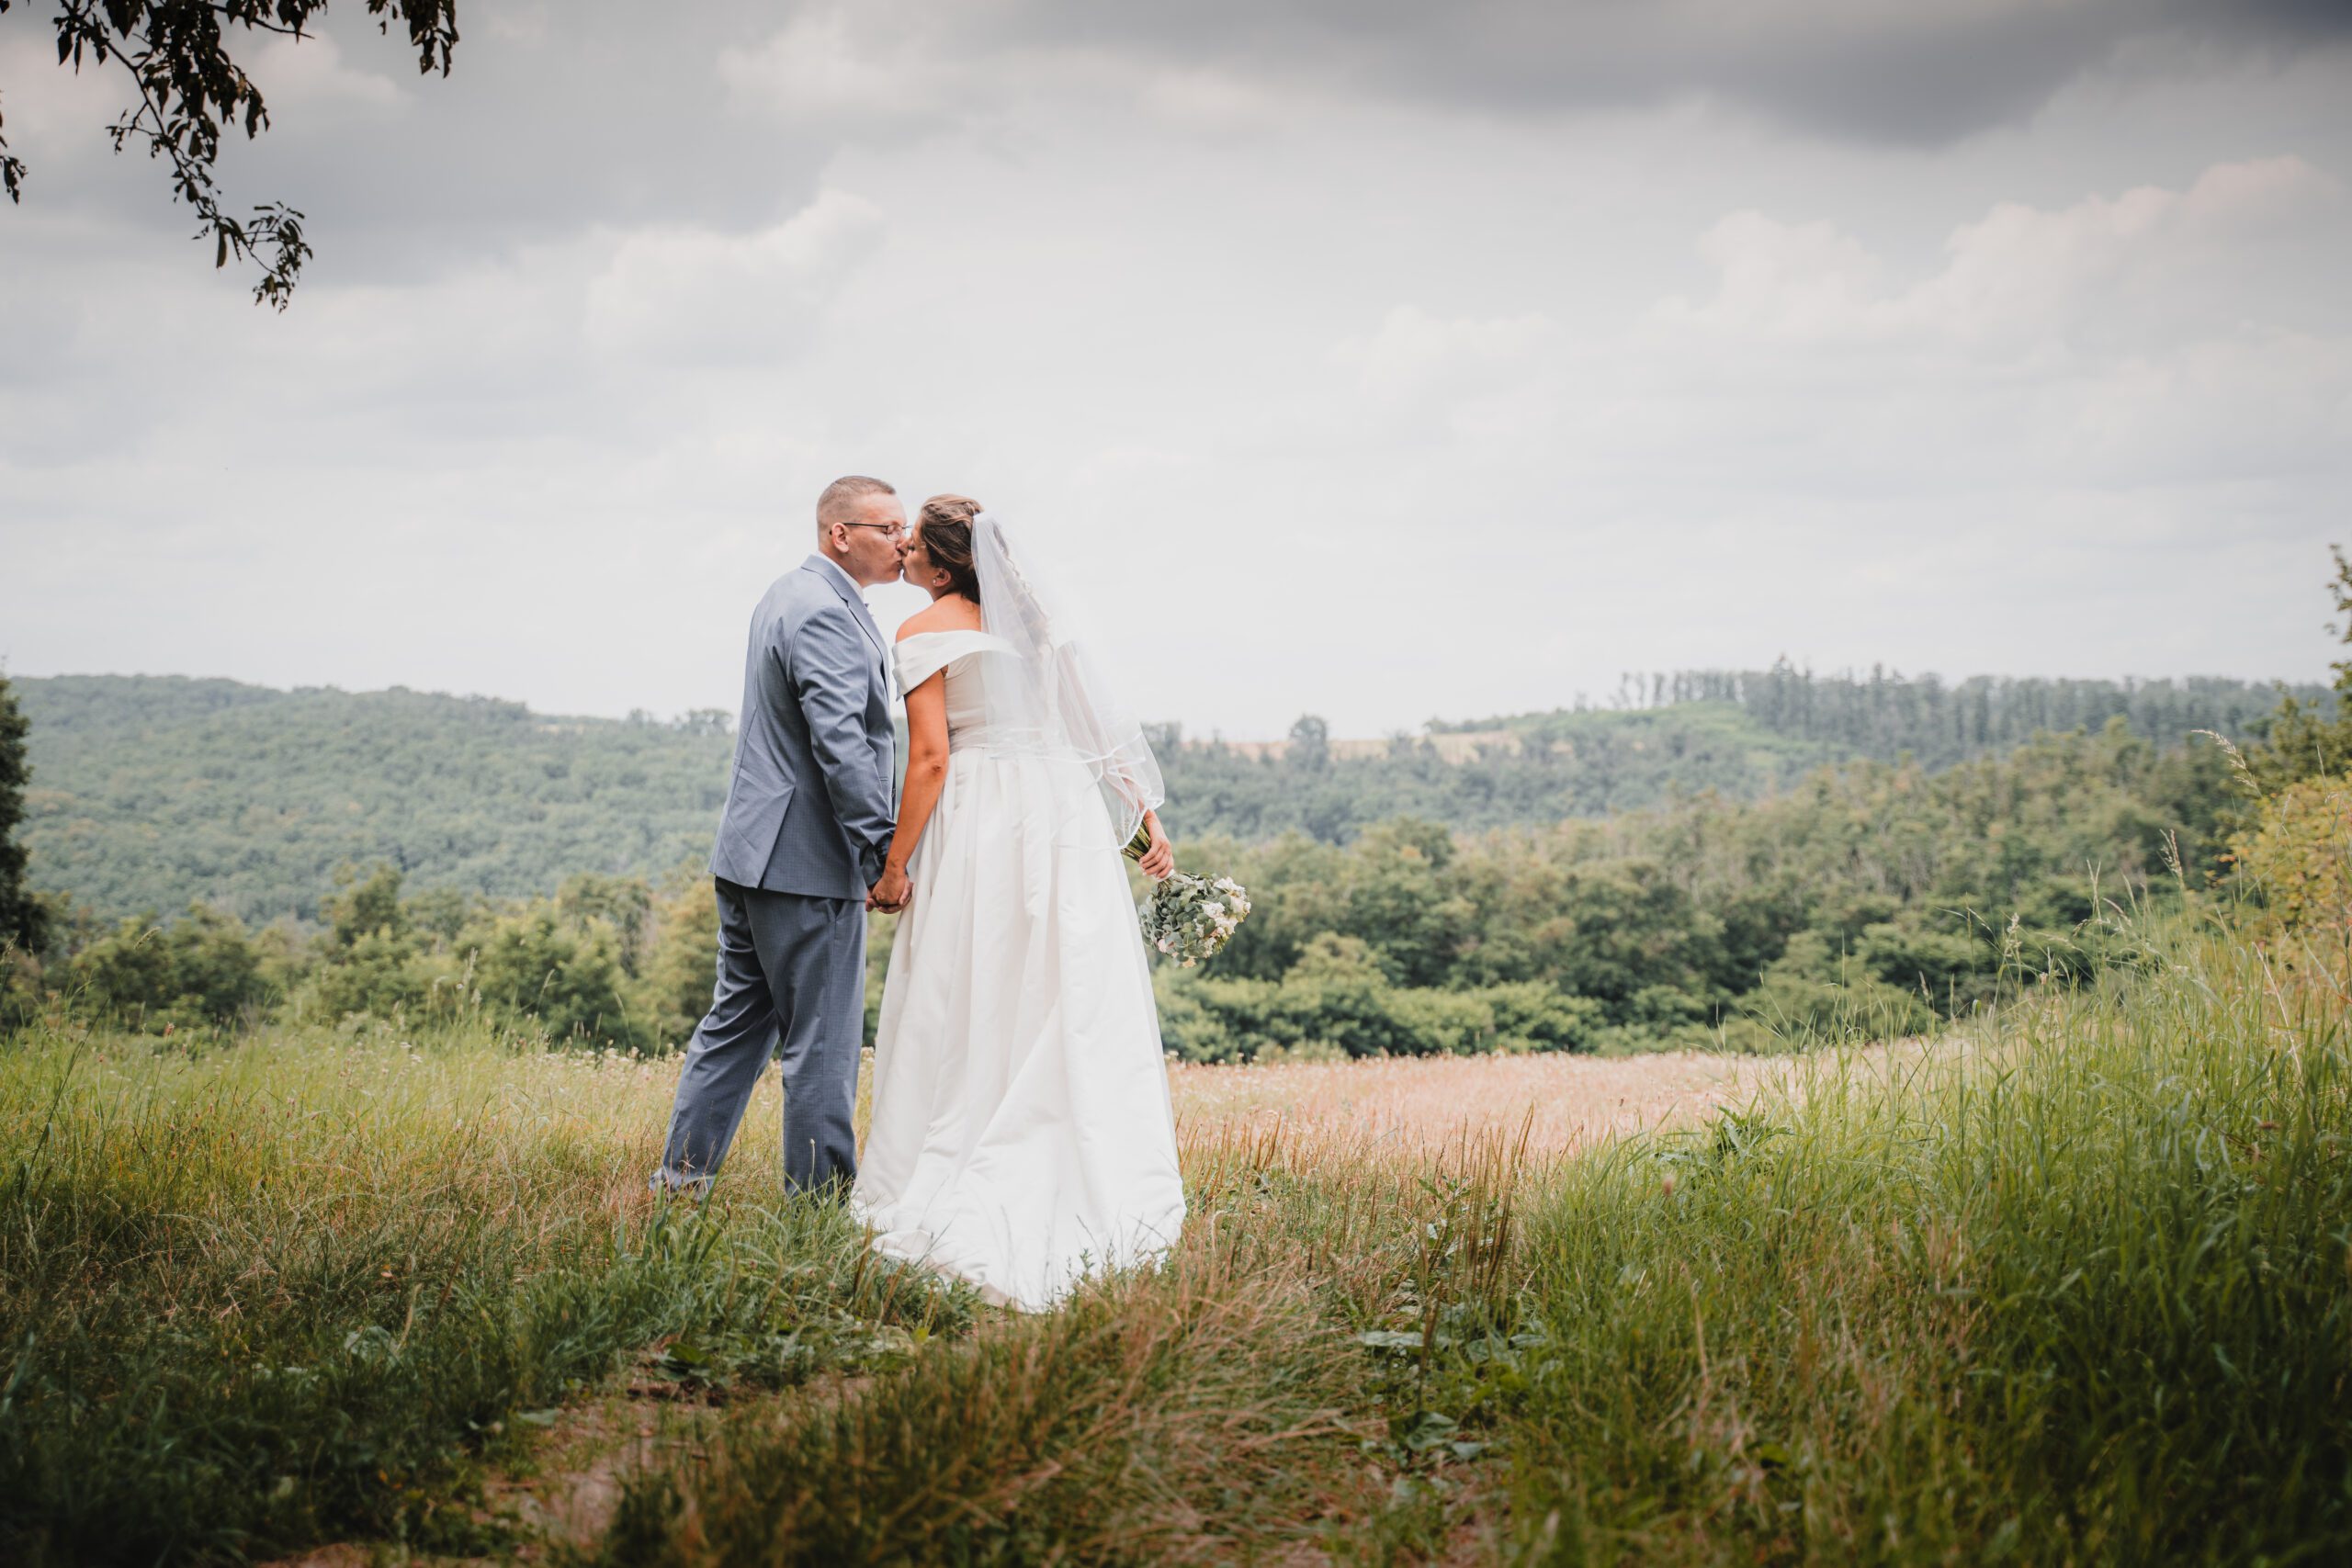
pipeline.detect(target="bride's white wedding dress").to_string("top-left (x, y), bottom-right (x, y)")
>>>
top-left (849, 627), bottom-right (1186, 1311)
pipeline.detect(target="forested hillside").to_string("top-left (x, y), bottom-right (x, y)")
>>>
top-left (16, 676), bottom-right (735, 924)
top-left (1158, 722), bottom-right (2234, 1059)
top-left (1441, 663), bottom-right (2297, 768)
top-left (10, 668), bottom-right (2311, 923)
top-left (1144, 667), bottom-right (2300, 840)
top-left (5, 722), bottom-right (2240, 1059)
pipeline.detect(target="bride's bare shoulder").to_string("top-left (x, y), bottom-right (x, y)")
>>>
top-left (896, 596), bottom-right (984, 641)
top-left (895, 600), bottom-right (949, 641)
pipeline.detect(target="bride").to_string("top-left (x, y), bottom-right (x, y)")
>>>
top-left (849, 496), bottom-right (1186, 1310)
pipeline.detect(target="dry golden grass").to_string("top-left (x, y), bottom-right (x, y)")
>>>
top-left (1168, 1048), bottom-right (1790, 1156)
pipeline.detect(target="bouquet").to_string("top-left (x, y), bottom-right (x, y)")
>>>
top-left (1123, 824), bottom-right (1251, 966)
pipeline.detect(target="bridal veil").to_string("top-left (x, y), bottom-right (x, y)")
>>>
top-left (969, 512), bottom-right (1165, 849)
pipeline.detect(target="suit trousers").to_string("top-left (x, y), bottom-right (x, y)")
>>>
top-left (652, 879), bottom-right (865, 1194)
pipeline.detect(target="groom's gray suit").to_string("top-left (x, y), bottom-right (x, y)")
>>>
top-left (653, 553), bottom-right (896, 1193)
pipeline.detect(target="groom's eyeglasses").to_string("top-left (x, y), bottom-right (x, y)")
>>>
top-left (842, 523), bottom-right (906, 541)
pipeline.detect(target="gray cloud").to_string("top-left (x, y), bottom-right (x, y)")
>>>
top-left (7, 0), bottom-right (2345, 287)
top-left (828, 0), bottom-right (2352, 145)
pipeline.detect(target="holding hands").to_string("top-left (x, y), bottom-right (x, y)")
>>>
top-left (869, 863), bottom-right (910, 914)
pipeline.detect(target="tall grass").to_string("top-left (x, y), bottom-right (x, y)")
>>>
top-left (5, 908), bottom-right (2347, 1564)
top-left (582, 1111), bottom-right (1538, 1564)
top-left (1485, 923), bottom-right (2352, 1562)
top-left (0, 1022), bottom-right (967, 1565)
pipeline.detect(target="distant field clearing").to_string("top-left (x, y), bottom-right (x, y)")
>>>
top-left (1167, 1049), bottom-right (1789, 1156)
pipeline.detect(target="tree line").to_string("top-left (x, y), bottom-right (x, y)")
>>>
top-left (1153, 718), bottom-right (2233, 1060)
top-left (0, 716), bottom-right (2242, 1060)
top-left (1158, 668), bottom-right (2304, 845)
top-left (6, 620), bottom-right (2334, 1062)
top-left (1441, 663), bottom-right (2304, 767)
top-left (9, 667), bottom-right (2306, 929)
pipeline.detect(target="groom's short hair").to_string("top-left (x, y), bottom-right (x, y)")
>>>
top-left (817, 475), bottom-right (897, 533)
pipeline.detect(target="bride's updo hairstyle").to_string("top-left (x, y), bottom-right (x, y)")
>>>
top-left (917, 493), bottom-right (984, 603)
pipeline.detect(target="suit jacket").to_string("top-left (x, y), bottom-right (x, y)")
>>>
top-left (708, 555), bottom-right (897, 899)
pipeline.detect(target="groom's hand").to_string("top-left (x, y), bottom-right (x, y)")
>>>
top-left (868, 864), bottom-right (911, 914)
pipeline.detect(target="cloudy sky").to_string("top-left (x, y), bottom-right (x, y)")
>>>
top-left (4, 1), bottom-right (2349, 738)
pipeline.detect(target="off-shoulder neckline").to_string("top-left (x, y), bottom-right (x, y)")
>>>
top-left (896, 627), bottom-right (1001, 645)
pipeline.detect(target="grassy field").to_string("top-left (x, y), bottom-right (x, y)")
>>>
top-left (3, 909), bottom-right (2348, 1564)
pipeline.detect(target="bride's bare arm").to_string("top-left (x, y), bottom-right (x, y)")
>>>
top-left (878, 670), bottom-right (951, 909)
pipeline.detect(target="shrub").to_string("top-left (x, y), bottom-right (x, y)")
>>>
top-left (2233, 773), bottom-right (2352, 940)
top-left (463, 908), bottom-right (643, 1050)
top-left (300, 925), bottom-right (435, 1021)
top-left (1157, 938), bottom-right (1605, 1062)
top-left (1858, 915), bottom-right (1990, 1005)
top-left (65, 904), bottom-right (275, 1031)
top-left (1714, 930), bottom-right (1939, 1052)
top-left (0, 944), bottom-right (41, 1032)
top-left (635, 874), bottom-right (722, 1053)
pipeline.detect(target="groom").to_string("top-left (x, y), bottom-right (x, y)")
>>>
top-left (651, 475), bottom-right (910, 1196)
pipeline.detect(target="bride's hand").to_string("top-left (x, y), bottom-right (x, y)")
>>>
top-left (1136, 817), bottom-right (1175, 880)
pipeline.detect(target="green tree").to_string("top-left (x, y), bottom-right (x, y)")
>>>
top-left (1286, 714), bottom-right (1330, 772)
top-left (557, 873), bottom-right (652, 976)
top-left (2, 1), bottom-right (458, 305)
top-left (1327, 818), bottom-right (1467, 988)
top-left (326, 862), bottom-right (410, 949)
top-left (299, 861), bottom-right (435, 1019)
top-left (305, 924), bottom-right (433, 1020)
top-left (69, 904), bottom-right (273, 1030)
top-left (2251, 546), bottom-right (2352, 789)
top-left (635, 874), bottom-right (720, 1052)
top-left (466, 907), bottom-right (640, 1049)
top-left (0, 672), bottom-right (43, 954)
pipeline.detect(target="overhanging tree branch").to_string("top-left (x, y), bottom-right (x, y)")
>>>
top-left (0, 1), bottom-right (458, 308)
